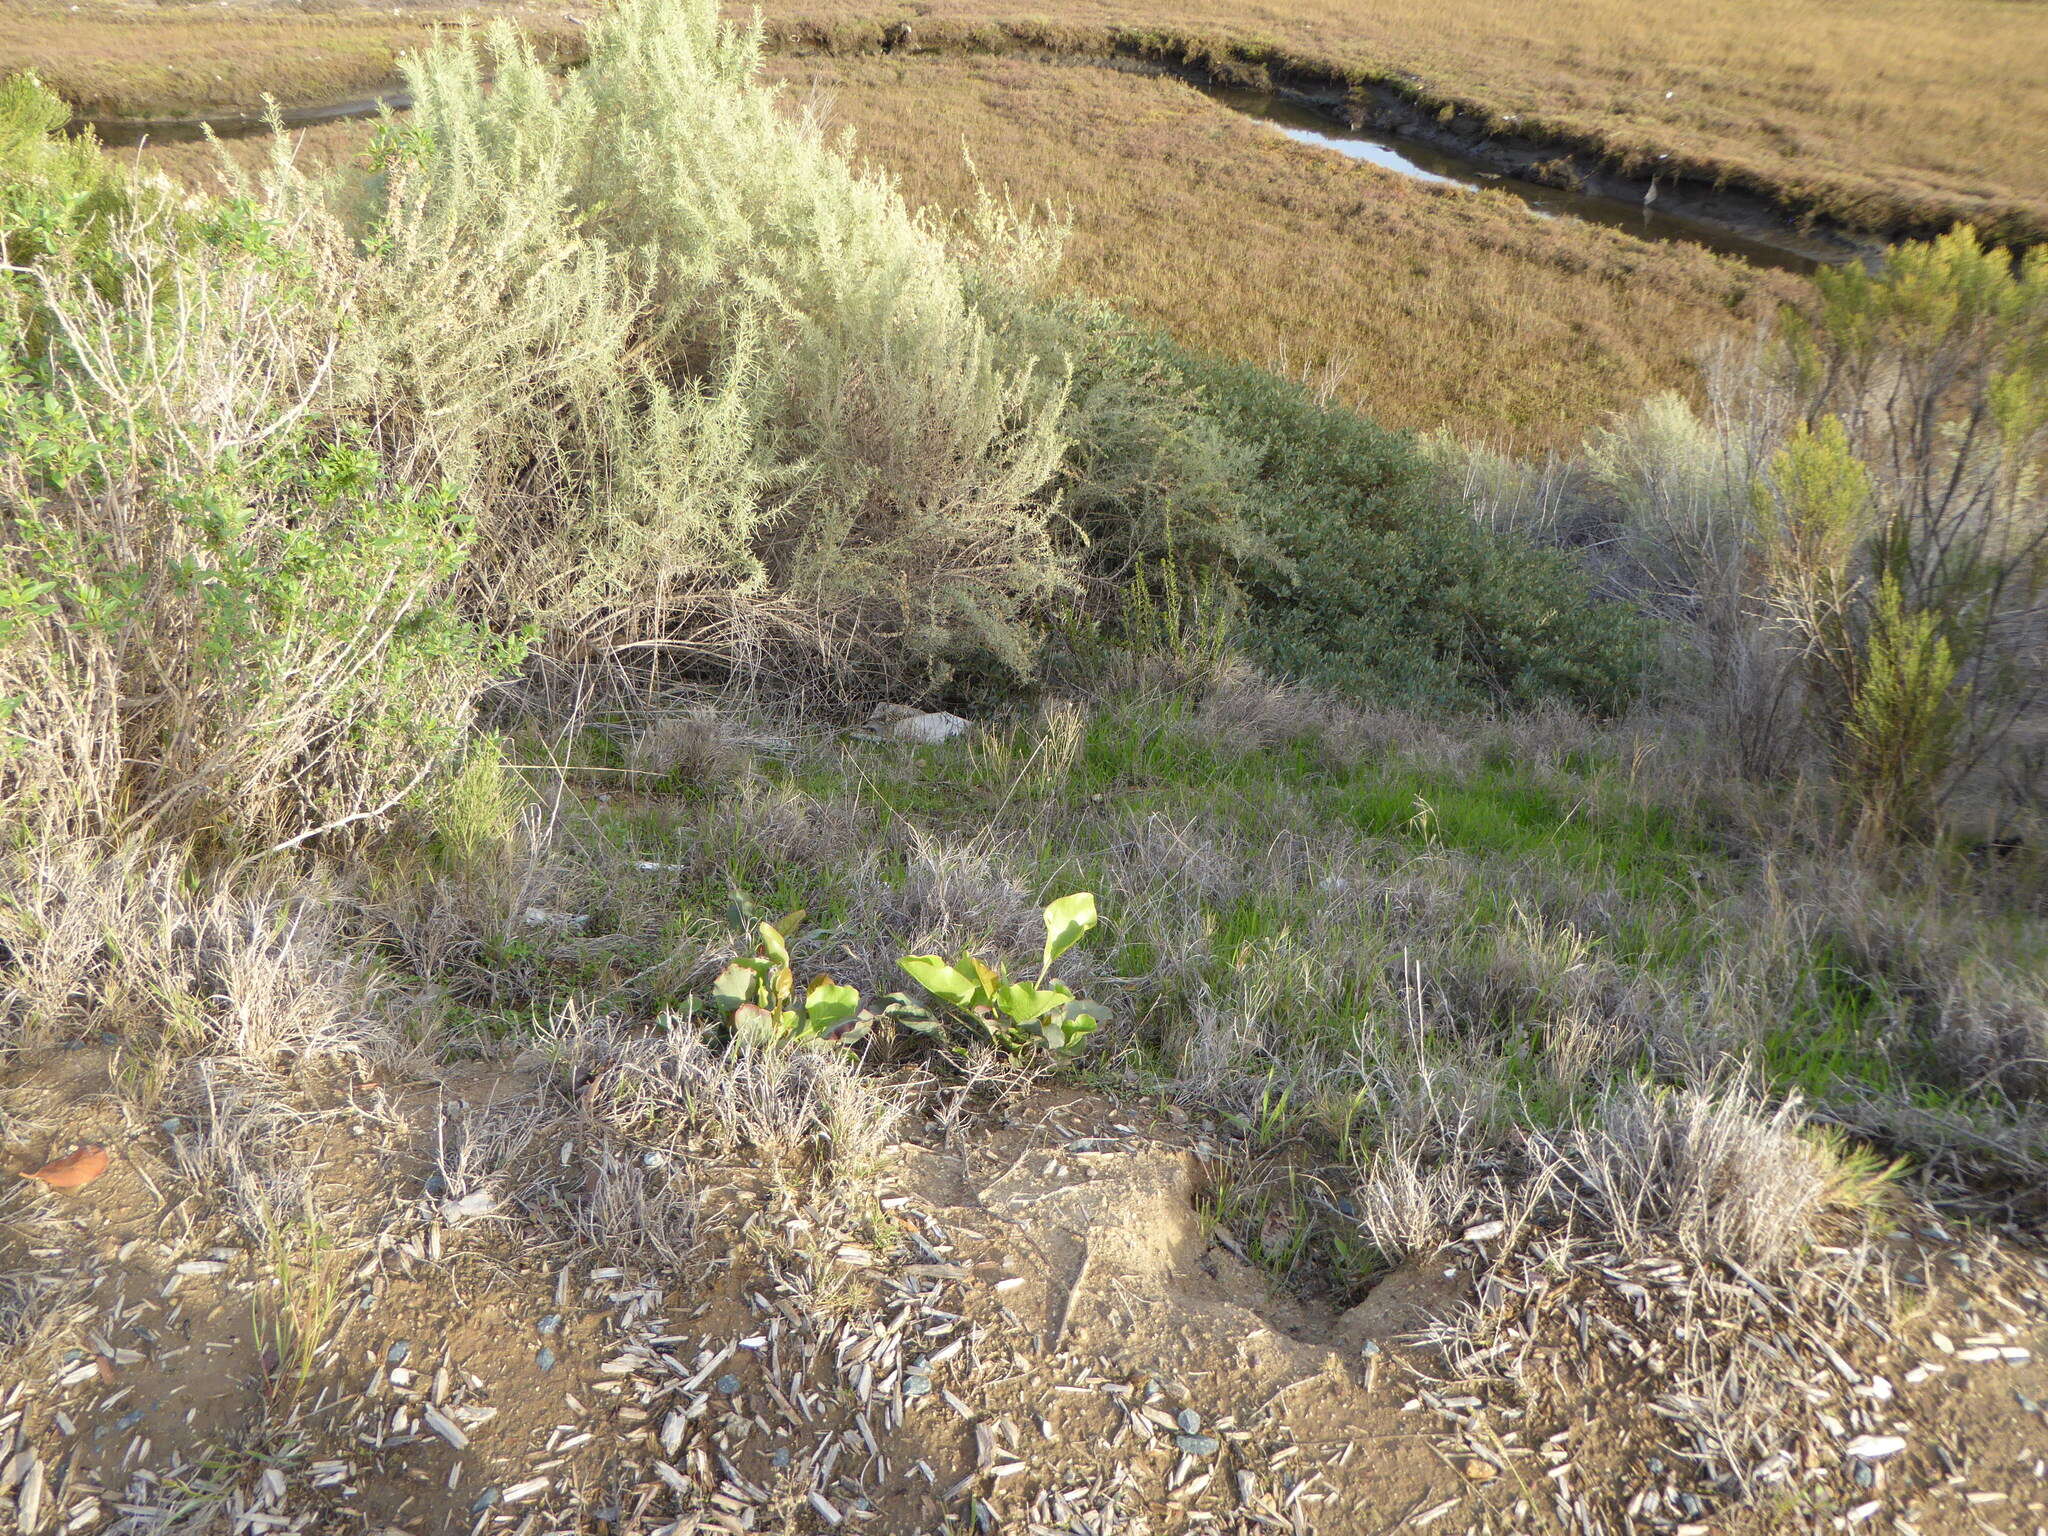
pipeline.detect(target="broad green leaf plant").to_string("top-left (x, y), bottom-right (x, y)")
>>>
top-left (708, 910), bottom-right (876, 1047)
top-left (704, 894), bottom-right (1105, 1056)
top-left (896, 893), bottom-right (1103, 1053)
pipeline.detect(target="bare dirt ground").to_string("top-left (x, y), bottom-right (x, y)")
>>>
top-left (5, 1042), bottom-right (2047, 1535)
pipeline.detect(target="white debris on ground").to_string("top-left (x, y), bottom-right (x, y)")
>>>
top-left (3, 1073), bottom-right (2047, 1536)
top-left (853, 706), bottom-right (975, 746)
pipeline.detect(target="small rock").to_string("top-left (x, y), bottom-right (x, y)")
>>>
top-left (1176, 1409), bottom-right (1201, 1434)
top-left (859, 705), bottom-right (973, 745)
top-left (470, 1488), bottom-right (502, 1515)
top-left (537, 1315), bottom-right (561, 1335)
top-left (536, 1348), bottom-right (555, 1373)
top-left (1463, 1458), bottom-right (1498, 1483)
top-left (716, 1373), bottom-right (742, 1396)
top-left (1174, 1433), bottom-right (1220, 1457)
top-left (387, 1341), bottom-right (411, 1366)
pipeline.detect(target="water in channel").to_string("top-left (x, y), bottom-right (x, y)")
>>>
top-left (1199, 85), bottom-right (1844, 274)
top-left (77, 73), bottom-right (1849, 273)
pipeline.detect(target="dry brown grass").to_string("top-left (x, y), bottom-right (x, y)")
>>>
top-left (778, 56), bottom-right (1795, 448)
top-left (756, 0), bottom-right (2048, 242)
top-left (0, 0), bottom-right (592, 119)
top-left (12, 0), bottom-right (2044, 242)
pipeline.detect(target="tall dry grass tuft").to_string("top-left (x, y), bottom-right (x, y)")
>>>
top-left (0, 841), bottom-right (404, 1070)
top-left (562, 1011), bottom-right (908, 1184)
top-left (1542, 1080), bottom-right (1848, 1270)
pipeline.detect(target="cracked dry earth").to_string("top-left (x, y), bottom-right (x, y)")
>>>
top-left (2, 1046), bottom-right (2047, 1536)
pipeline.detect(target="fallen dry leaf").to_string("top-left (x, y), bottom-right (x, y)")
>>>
top-left (21, 1144), bottom-right (110, 1191)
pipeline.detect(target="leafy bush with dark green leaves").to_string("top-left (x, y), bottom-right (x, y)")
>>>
top-left (1061, 322), bottom-right (1652, 712)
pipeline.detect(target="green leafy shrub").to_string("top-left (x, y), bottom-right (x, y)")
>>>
top-left (1456, 228), bottom-right (2048, 834)
top-left (0, 423), bottom-right (519, 851)
top-left (1781, 229), bottom-right (2048, 833)
top-left (328, 0), bottom-right (1072, 696)
top-left (1844, 578), bottom-right (1968, 830)
top-left (0, 73), bottom-right (131, 277)
top-left (1749, 413), bottom-right (1972, 831)
top-left (1053, 304), bottom-right (1268, 586)
top-left (0, 169), bottom-right (516, 851)
top-left (1076, 332), bottom-right (1652, 711)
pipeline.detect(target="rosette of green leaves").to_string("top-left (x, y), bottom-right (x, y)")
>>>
top-left (895, 893), bottom-right (1103, 1053)
top-left (709, 911), bottom-right (873, 1047)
